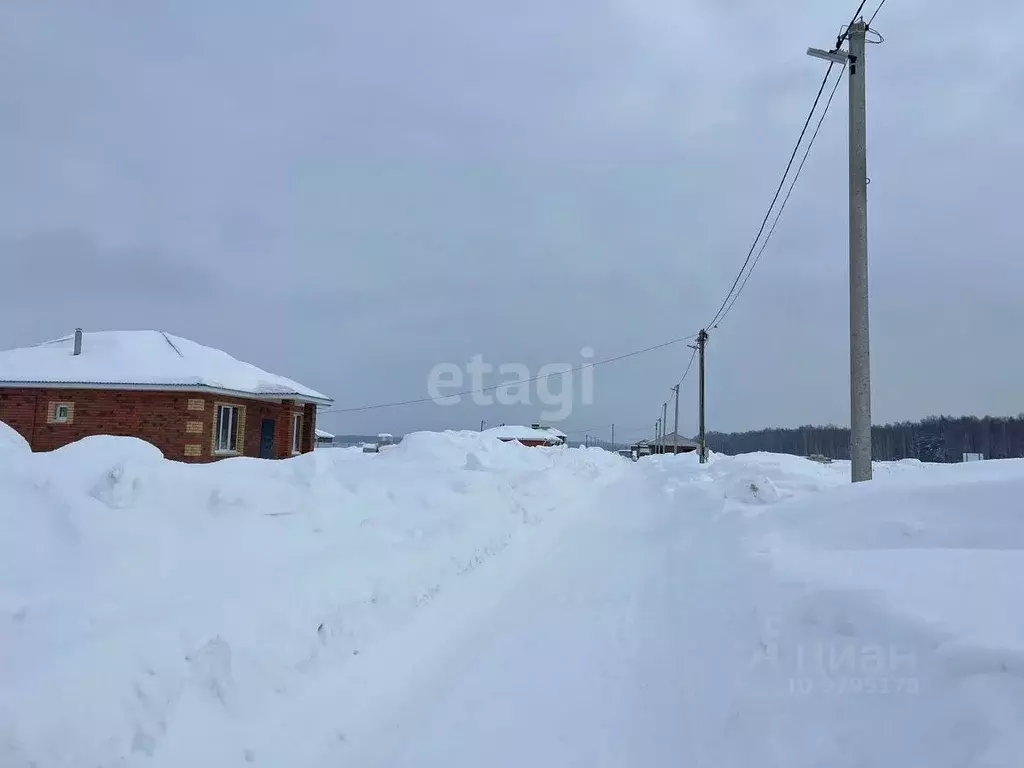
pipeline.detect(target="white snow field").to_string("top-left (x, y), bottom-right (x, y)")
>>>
top-left (2, 423), bottom-right (1023, 767)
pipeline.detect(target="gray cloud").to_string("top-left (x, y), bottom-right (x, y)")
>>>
top-left (1, 0), bottom-right (1022, 439)
top-left (0, 229), bottom-right (220, 301)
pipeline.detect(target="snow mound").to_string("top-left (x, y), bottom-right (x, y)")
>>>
top-left (0, 429), bottom-right (623, 767)
top-left (759, 459), bottom-right (1024, 657)
top-left (5, 435), bottom-right (1022, 767)
top-left (0, 420), bottom-right (30, 453)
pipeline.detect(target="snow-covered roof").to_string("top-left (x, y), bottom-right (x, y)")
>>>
top-left (315, 428), bottom-right (334, 439)
top-left (651, 432), bottom-right (698, 447)
top-left (0, 330), bottom-right (332, 404)
top-left (528, 424), bottom-right (567, 439)
top-left (483, 425), bottom-right (560, 444)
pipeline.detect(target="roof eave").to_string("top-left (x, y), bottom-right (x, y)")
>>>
top-left (0, 380), bottom-right (334, 406)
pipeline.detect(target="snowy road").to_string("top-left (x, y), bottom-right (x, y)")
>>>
top-left (336, 468), bottom-right (809, 768)
top-left (365, 473), bottom-right (705, 767)
top-left (335, 459), bottom-right (1024, 768)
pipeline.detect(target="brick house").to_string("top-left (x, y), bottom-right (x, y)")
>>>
top-left (0, 329), bottom-right (333, 462)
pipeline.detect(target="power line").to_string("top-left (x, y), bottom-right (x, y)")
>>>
top-left (705, 61), bottom-right (838, 331)
top-left (563, 423), bottom-right (616, 436)
top-left (706, 0), bottom-right (883, 333)
top-left (836, 0), bottom-right (869, 49)
top-left (867, 0), bottom-right (887, 27)
top-left (319, 331), bottom-right (701, 414)
top-left (715, 63), bottom-right (846, 328)
top-left (675, 345), bottom-right (698, 388)
top-left (653, 0), bottom-right (876, 443)
top-left (712, 0), bottom-right (880, 329)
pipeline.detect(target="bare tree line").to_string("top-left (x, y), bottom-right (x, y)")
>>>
top-left (707, 414), bottom-right (1024, 462)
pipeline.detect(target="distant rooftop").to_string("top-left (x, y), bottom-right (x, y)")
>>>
top-left (0, 330), bottom-right (332, 404)
top-left (483, 425), bottom-right (561, 444)
top-left (650, 432), bottom-right (699, 447)
top-left (531, 424), bottom-right (568, 439)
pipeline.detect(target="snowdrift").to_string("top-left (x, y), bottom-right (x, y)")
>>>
top-left (4, 420), bottom-right (1023, 767)
top-left (646, 451), bottom-right (1024, 766)
top-left (0, 426), bottom-right (623, 767)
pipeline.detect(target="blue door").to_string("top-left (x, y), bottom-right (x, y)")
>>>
top-left (260, 419), bottom-right (276, 458)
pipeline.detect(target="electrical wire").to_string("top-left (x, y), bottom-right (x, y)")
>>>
top-left (323, 0), bottom-right (886, 428)
top-left (318, 331), bottom-right (701, 414)
top-left (836, 0), bottom-right (869, 49)
top-left (706, 0), bottom-right (873, 332)
top-left (715, 62), bottom-right (846, 328)
top-left (867, 0), bottom-right (887, 27)
top-left (704, 62), bottom-right (837, 331)
top-left (653, 0), bottom-right (877, 428)
top-left (675, 345), bottom-right (698, 389)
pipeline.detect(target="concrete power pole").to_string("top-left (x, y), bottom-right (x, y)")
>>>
top-left (611, 424), bottom-right (615, 450)
top-left (661, 402), bottom-right (668, 455)
top-left (698, 329), bottom-right (708, 463)
top-left (847, 20), bottom-right (872, 482)
top-left (809, 20), bottom-right (872, 482)
top-left (671, 384), bottom-right (680, 456)
top-left (655, 418), bottom-right (661, 453)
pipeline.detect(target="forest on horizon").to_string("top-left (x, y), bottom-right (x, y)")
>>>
top-left (707, 414), bottom-right (1024, 462)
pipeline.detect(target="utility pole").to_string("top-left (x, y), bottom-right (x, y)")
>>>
top-left (808, 19), bottom-right (872, 482)
top-left (661, 402), bottom-right (668, 455)
top-left (655, 418), bottom-right (661, 453)
top-left (672, 384), bottom-right (680, 456)
top-left (480, 419), bottom-right (485, 432)
top-left (698, 329), bottom-right (708, 463)
top-left (611, 423), bottom-right (615, 449)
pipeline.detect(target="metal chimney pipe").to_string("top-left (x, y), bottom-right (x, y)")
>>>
top-left (73, 328), bottom-right (82, 355)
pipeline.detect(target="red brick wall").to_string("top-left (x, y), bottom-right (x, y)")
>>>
top-left (0, 388), bottom-right (318, 462)
top-left (499, 437), bottom-right (555, 447)
top-left (303, 402), bottom-right (316, 453)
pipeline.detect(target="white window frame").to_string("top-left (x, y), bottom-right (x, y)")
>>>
top-left (292, 412), bottom-right (303, 454)
top-left (216, 404), bottom-right (240, 454)
top-left (54, 403), bottom-right (71, 423)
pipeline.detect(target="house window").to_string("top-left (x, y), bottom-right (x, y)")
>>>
top-left (54, 403), bottom-right (71, 423)
top-left (216, 405), bottom-right (240, 453)
top-left (292, 413), bottom-right (303, 454)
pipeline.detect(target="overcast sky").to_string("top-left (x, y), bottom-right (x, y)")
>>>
top-left (1, 0), bottom-right (1021, 442)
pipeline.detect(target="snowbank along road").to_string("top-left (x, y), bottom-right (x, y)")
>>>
top-left (2, 423), bottom-right (1023, 766)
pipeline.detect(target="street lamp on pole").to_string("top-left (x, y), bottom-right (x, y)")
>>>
top-left (808, 20), bottom-right (873, 483)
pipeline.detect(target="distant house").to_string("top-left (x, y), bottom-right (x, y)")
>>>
top-left (530, 423), bottom-right (568, 445)
top-left (362, 433), bottom-right (396, 453)
top-left (631, 439), bottom-right (653, 457)
top-left (0, 329), bottom-right (333, 462)
top-left (315, 428), bottom-right (335, 446)
top-left (483, 424), bottom-right (562, 447)
top-left (648, 432), bottom-right (699, 454)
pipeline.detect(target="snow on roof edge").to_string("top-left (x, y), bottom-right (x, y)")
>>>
top-left (483, 425), bottom-right (561, 443)
top-left (0, 330), bottom-right (333, 404)
top-left (0, 379), bottom-right (333, 404)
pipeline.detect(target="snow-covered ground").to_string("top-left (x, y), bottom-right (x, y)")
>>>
top-left (2, 424), bottom-right (1022, 766)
